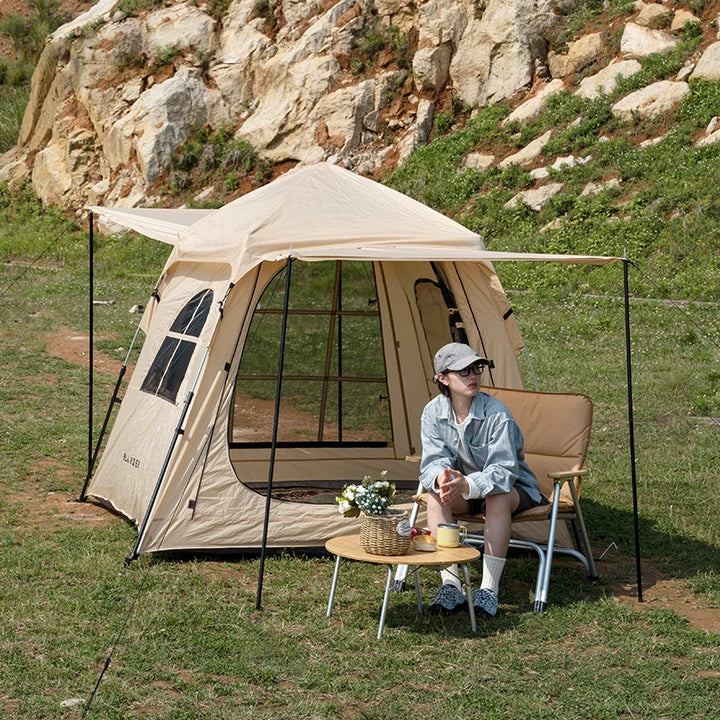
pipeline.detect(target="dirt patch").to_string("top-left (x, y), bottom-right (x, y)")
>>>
top-left (44, 326), bottom-right (128, 377)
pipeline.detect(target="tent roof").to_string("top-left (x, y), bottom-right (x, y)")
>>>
top-left (89, 162), bottom-right (623, 273)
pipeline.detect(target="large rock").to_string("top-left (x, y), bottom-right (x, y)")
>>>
top-left (620, 23), bottom-right (678, 57)
top-left (634, 3), bottom-right (671, 27)
top-left (450, 0), bottom-right (567, 107)
top-left (106, 67), bottom-right (226, 183)
top-left (412, 44), bottom-right (452, 92)
top-left (689, 42), bottom-right (720, 82)
top-left (575, 59), bottom-right (642, 99)
top-left (144, 3), bottom-right (217, 56)
top-left (548, 32), bottom-right (605, 79)
top-left (505, 182), bottom-right (564, 210)
top-left (499, 129), bottom-right (553, 168)
top-left (611, 80), bottom-right (689, 120)
top-left (502, 78), bottom-right (564, 126)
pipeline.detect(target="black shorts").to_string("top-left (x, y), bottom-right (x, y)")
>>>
top-left (467, 486), bottom-right (549, 518)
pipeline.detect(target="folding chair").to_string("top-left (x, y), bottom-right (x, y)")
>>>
top-left (396, 386), bottom-right (599, 612)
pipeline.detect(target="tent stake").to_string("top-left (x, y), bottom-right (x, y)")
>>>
top-left (256, 254), bottom-right (293, 610)
top-left (623, 258), bottom-right (643, 602)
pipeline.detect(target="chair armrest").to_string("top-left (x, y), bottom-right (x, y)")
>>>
top-left (547, 468), bottom-right (588, 480)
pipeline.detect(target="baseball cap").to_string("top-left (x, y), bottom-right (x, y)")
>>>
top-left (433, 342), bottom-right (490, 381)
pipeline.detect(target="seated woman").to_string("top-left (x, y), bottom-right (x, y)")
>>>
top-left (419, 342), bottom-right (549, 617)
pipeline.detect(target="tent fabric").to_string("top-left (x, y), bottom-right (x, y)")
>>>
top-left (86, 162), bottom-right (622, 555)
top-left (87, 206), bottom-right (214, 244)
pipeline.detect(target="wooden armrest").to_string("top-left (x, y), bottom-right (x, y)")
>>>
top-left (547, 468), bottom-right (588, 480)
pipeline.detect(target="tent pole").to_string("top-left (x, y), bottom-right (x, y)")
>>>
top-left (623, 258), bottom-right (643, 602)
top-left (78, 324), bottom-right (143, 501)
top-left (256, 253), bottom-right (293, 610)
top-left (87, 211), bottom-right (94, 492)
top-left (125, 346), bottom-right (210, 565)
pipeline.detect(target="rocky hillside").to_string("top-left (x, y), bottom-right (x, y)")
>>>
top-left (1, 0), bottom-right (720, 215)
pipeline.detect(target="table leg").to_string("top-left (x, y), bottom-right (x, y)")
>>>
top-left (377, 566), bottom-right (394, 639)
top-left (326, 554), bottom-right (342, 618)
top-left (462, 564), bottom-right (477, 633)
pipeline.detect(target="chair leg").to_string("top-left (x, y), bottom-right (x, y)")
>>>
top-left (567, 481), bottom-right (599, 580)
top-left (534, 481), bottom-right (562, 612)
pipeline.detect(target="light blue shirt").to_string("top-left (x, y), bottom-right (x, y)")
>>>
top-left (419, 392), bottom-right (542, 502)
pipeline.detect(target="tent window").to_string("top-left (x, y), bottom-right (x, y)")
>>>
top-left (231, 261), bottom-right (391, 445)
top-left (141, 289), bottom-right (214, 403)
top-left (169, 288), bottom-right (214, 336)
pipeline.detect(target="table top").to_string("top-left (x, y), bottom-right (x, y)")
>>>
top-left (326, 533), bottom-right (480, 566)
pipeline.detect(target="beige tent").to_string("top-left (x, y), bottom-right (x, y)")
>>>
top-left (85, 162), bottom-right (620, 558)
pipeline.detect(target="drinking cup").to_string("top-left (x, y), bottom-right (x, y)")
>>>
top-left (436, 523), bottom-right (467, 548)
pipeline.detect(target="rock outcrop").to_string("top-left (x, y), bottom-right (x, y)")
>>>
top-left (0, 0), bottom-right (718, 214)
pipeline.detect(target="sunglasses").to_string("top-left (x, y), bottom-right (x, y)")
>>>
top-left (446, 362), bottom-right (486, 377)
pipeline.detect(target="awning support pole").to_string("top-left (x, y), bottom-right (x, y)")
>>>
top-left (256, 253), bottom-right (293, 610)
top-left (78, 324), bottom-right (142, 502)
top-left (87, 211), bottom-right (94, 490)
top-left (623, 258), bottom-right (643, 602)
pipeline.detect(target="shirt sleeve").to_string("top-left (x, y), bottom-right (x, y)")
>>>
top-left (418, 407), bottom-right (454, 491)
top-left (463, 417), bottom-right (522, 500)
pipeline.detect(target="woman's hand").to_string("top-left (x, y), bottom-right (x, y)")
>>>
top-left (437, 468), bottom-right (469, 505)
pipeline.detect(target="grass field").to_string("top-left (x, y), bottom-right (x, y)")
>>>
top-left (0, 179), bottom-right (718, 719)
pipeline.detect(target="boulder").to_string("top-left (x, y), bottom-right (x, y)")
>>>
top-left (464, 153), bottom-right (495, 171)
top-left (548, 32), bottom-right (605, 79)
top-left (575, 58), bottom-right (642, 98)
top-left (499, 129), bottom-right (553, 169)
top-left (451, 0), bottom-right (565, 107)
top-left (689, 42), bottom-right (720, 82)
top-left (502, 78), bottom-right (564, 126)
top-left (634, 3), bottom-right (671, 27)
top-left (505, 182), bottom-right (564, 210)
top-left (412, 44), bottom-right (452, 92)
top-left (417, 0), bottom-right (469, 47)
top-left (611, 80), bottom-right (689, 120)
top-left (105, 67), bottom-right (225, 183)
top-left (620, 22), bottom-right (678, 57)
top-left (143, 3), bottom-right (217, 56)
top-left (671, 9), bottom-right (701, 33)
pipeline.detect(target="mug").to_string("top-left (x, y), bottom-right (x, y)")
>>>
top-left (436, 523), bottom-right (467, 548)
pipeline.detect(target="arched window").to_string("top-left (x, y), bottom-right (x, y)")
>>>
top-left (141, 289), bottom-right (214, 403)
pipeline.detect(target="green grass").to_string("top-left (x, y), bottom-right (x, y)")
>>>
top-left (1, 158), bottom-right (719, 719)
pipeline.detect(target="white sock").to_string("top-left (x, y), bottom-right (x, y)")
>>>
top-left (440, 564), bottom-right (462, 591)
top-left (480, 554), bottom-right (506, 596)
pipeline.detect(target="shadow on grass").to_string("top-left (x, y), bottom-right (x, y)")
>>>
top-left (143, 495), bottom-right (718, 637)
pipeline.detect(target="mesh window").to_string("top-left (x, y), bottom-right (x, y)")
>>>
top-left (141, 290), bottom-right (214, 403)
top-left (231, 261), bottom-right (391, 444)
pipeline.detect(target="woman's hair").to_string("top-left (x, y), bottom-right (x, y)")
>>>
top-left (435, 376), bottom-right (450, 397)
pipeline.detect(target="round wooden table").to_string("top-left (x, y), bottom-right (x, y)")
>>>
top-left (325, 533), bottom-right (481, 638)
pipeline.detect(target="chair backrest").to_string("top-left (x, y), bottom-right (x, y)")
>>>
top-left (480, 386), bottom-right (593, 505)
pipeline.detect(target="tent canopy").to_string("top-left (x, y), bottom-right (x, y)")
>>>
top-left (89, 163), bottom-right (621, 274)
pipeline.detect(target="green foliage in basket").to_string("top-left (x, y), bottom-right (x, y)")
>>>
top-left (336, 471), bottom-right (395, 517)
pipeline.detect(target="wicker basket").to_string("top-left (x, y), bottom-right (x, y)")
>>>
top-left (360, 509), bottom-right (411, 556)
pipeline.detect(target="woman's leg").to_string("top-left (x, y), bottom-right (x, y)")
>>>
top-left (426, 491), bottom-right (472, 535)
top-left (482, 488), bottom-right (520, 558)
